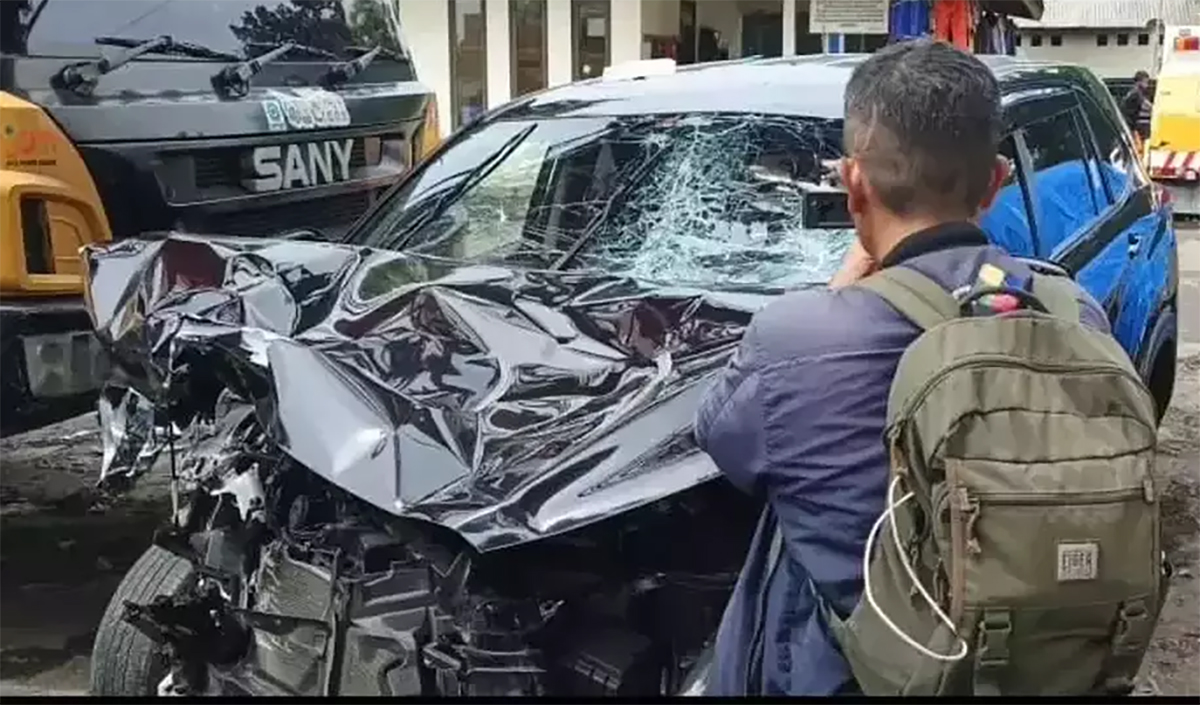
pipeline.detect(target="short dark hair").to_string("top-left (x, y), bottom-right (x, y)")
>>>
top-left (1134, 70), bottom-right (1150, 82)
top-left (843, 39), bottom-right (1002, 218)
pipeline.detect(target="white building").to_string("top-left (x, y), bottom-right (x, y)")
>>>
top-left (1013, 0), bottom-right (1200, 78)
top-left (397, 0), bottom-right (962, 137)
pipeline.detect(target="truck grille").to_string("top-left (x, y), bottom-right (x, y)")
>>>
top-left (179, 189), bottom-right (377, 240)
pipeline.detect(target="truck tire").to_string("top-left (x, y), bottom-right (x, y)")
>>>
top-left (90, 545), bottom-right (195, 695)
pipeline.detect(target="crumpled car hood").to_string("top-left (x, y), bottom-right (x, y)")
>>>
top-left (86, 234), bottom-right (777, 551)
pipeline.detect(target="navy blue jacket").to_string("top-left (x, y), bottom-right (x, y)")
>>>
top-left (694, 224), bottom-right (1109, 695)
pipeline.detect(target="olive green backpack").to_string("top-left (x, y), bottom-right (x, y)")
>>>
top-left (820, 265), bottom-right (1167, 696)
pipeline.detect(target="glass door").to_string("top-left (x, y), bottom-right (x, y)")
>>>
top-left (678, 0), bottom-right (697, 64)
top-left (572, 0), bottom-right (610, 80)
top-left (449, 0), bottom-right (488, 129)
top-left (510, 0), bottom-right (547, 97)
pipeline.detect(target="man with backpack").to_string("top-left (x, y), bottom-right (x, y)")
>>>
top-left (694, 39), bottom-right (1165, 696)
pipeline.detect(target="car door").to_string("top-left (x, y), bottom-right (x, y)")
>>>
top-left (1069, 82), bottom-right (1174, 368)
top-left (1004, 87), bottom-right (1146, 360)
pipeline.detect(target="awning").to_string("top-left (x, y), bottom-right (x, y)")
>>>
top-left (979, 0), bottom-right (1044, 21)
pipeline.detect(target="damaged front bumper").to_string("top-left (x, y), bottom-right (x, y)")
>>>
top-left (85, 233), bottom-right (762, 696)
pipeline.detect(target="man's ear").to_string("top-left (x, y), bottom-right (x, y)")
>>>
top-left (841, 158), bottom-right (868, 217)
top-left (976, 155), bottom-right (1011, 212)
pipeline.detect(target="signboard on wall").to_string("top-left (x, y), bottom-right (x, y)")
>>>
top-left (809, 0), bottom-right (889, 35)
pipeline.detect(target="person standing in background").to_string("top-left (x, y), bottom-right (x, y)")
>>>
top-left (1122, 70), bottom-right (1154, 151)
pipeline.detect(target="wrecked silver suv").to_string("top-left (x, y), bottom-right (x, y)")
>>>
top-left (86, 107), bottom-right (855, 695)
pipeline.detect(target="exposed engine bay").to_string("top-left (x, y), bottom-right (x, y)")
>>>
top-left (123, 405), bottom-right (754, 696)
top-left (86, 234), bottom-right (772, 696)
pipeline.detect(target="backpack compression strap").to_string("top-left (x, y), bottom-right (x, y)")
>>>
top-left (854, 266), bottom-right (959, 331)
top-left (1030, 273), bottom-right (1083, 323)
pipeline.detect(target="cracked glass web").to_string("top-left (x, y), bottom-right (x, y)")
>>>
top-left (364, 114), bottom-right (856, 290)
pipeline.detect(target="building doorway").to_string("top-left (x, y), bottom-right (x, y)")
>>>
top-left (572, 0), bottom-right (610, 80)
top-left (742, 10), bottom-right (782, 58)
top-left (678, 0), bottom-right (697, 64)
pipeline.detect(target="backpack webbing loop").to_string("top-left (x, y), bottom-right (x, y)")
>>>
top-left (1098, 599), bottom-right (1154, 694)
top-left (972, 609), bottom-right (1013, 696)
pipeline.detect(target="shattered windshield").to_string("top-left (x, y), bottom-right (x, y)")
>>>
top-left (352, 114), bottom-right (855, 290)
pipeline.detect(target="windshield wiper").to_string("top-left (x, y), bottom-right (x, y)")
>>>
top-left (58, 35), bottom-right (238, 94)
top-left (323, 45), bottom-right (384, 87)
top-left (212, 42), bottom-right (297, 99)
top-left (94, 35), bottom-right (238, 60)
top-left (551, 146), bottom-right (675, 270)
top-left (347, 44), bottom-right (407, 61)
top-left (383, 125), bottom-right (538, 250)
top-left (326, 45), bottom-right (412, 87)
top-left (245, 40), bottom-right (339, 61)
top-left (22, 0), bottom-right (51, 39)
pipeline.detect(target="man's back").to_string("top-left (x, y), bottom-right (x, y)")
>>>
top-left (695, 224), bottom-right (1108, 695)
top-left (1122, 84), bottom-right (1151, 139)
top-left (694, 40), bottom-right (1117, 696)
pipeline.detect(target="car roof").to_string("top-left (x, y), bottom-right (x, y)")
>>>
top-left (494, 54), bottom-right (1091, 123)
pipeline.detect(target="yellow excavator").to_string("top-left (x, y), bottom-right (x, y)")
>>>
top-left (1, 0), bottom-right (440, 433)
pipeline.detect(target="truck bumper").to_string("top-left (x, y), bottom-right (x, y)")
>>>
top-left (0, 297), bottom-right (106, 434)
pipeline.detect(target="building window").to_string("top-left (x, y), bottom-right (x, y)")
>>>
top-left (1138, 33), bottom-right (1150, 45)
top-left (1097, 34), bottom-right (1108, 46)
top-left (1117, 33), bottom-right (1129, 46)
top-left (509, 0), bottom-right (547, 97)
top-left (1030, 33), bottom-right (1042, 47)
top-left (572, 0), bottom-right (609, 80)
top-left (793, 7), bottom-right (823, 54)
top-left (839, 33), bottom-right (888, 53)
top-left (449, 0), bottom-right (487, 130)
top-left (1014, 33), bottom-right (1022, 47)
top-left (1050, 34), bottom-right (1062, 46)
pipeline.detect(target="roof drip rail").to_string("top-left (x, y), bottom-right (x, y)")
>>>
top-left (602, 58), bottom-right (677, 80)
top-left (676, 55), bottom-right (765, 72)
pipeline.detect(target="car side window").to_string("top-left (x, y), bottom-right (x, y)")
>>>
top-left (980, 135), bottom-right (1037, 257)
top-left (1020, 108), bottom-right (1103, 257)
top-left (1076, 92), bottom-right (1139, 203)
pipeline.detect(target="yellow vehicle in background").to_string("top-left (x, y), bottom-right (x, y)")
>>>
top-left (1, 91), bottom-right (111, 432)
top-left (1145, 25), bottom-right (1200, 217)
top-left (1, 0), bottom-right (440, 434)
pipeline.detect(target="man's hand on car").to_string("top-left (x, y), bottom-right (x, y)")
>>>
top-left (829, 239), bottom-right (878, 289)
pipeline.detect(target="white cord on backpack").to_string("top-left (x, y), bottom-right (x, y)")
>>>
top-left (861, 476), bottom-right (970, 662)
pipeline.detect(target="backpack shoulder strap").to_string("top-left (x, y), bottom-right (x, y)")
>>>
top-left (854, 266), bottom-right (959, 331)
top-left (1030, 273), bottom-right (1082, 323)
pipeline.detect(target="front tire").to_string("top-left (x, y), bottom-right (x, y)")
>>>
top-left (90, 545), bottom-right (195, 695)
